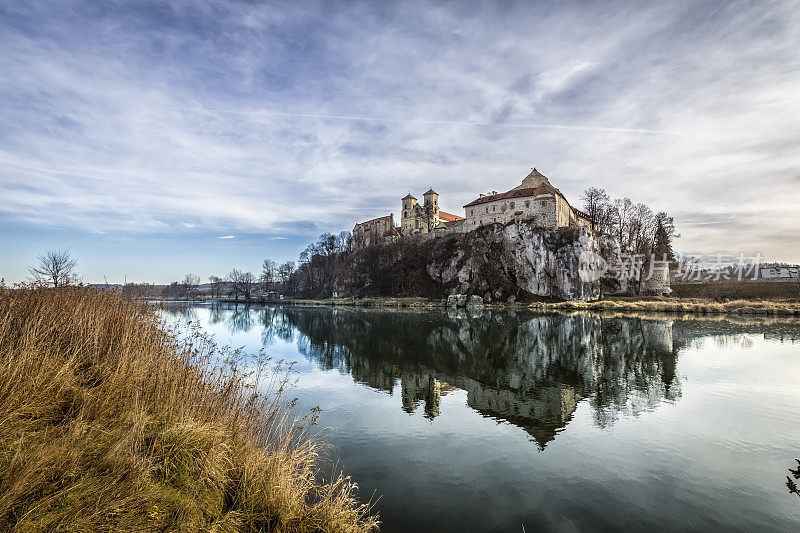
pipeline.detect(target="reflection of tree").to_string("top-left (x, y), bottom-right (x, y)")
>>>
top-left (161, 303), bottom-right (199, 323)
top-left (258, 307), bottom-right (296, 347)
top-left (788, 459), bottom-right (800, 501)
top-left (226, 305), bottom-right (255, 334)
top-left (208, 304), bottom-right (226, 325)
top-left (279, 308), bottom-right (688, 448)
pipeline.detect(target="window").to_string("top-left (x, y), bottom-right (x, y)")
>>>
top-left (415, 220), bottom-right (419, 229)
top-left (525, 200), bottom-right (530, 208)
top-left (541, 200), bottom-right (546, 206)
top-left (470, 209), bottom-right (474, 216)
top-left (485, 207), bottom-right (488, 213)
top-left (510, 202), bottom-right (515, 209)
top-left (492, 206), bottom-right (496, 212)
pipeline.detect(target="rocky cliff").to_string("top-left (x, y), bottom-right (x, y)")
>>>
top-left (331, 221), bottom-right (657, 302)
top-left (425, 223), bottom-right (614, 301)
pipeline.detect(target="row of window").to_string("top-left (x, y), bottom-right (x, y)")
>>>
top-left (469, 199), bottom-right (546, 217)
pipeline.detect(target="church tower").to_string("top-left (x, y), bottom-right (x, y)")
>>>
top-left (423, 189), bottom-right (440, 232)
top-left (401, 193), bottom-right (417, 233)
top-left (423, 188), bottom-right (439, 216)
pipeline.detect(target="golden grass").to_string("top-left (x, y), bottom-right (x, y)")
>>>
top-left (528, 297), bottom-right (800, 316)
top-left (0, 286), bottom-right (378, 532)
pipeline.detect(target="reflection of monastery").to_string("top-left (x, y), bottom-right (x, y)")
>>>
top-left (352, 169), bottom-right (590, 249)
top-left (176, 305), bottom-right (798, 449)
top-left (281, 308), bottom-right (683, 448)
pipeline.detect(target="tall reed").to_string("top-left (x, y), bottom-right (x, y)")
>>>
top-left (0, 286), bottom-right (378, 532)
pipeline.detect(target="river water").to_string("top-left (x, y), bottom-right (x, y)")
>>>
top-left (162, 303), bottom-right (800, 532)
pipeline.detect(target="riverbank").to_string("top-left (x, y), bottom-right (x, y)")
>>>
top-left (0, 287), bottom-right (377, 531)
top-left (527, 297), bottom-right (800, 316)
top-left (265, 295), bottom-right (800, 317)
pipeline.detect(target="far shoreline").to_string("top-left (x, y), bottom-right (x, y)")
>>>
top-left (158, 295), bottom-right (800, 317)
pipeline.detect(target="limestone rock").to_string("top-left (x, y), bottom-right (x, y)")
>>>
top-left (466, 295), bottom-right (484, 309)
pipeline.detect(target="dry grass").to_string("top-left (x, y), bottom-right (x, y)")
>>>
top-left (528, 297), bottom-right (800, 316)
top-left (671, 280), bottom-right (800, 301)
top-left (0, 286), bottom-right (378, 532)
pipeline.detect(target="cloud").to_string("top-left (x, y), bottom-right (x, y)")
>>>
top-left (217, 235), bottom-right (236, 240)
top-left (1, 0), bottom-right (799, 262)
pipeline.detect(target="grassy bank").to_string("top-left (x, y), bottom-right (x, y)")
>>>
top-left (270, 295), bottom-right (800, 317)
top-left (671, 280), bottom-right (800, 301)
top-left (0, 287), bottom-right (378, 532)
top-left (528, 297), bottom-right (800, 316)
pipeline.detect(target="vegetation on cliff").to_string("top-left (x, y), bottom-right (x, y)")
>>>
top-left (0, 287), bottom-right (377, 532)
top-left (289, 224), bottom-right (604, 301)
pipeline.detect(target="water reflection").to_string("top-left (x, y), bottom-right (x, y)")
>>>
top-left (161, 303), bottom-right (800, 450)
top-left (278, 308), bottom-right (687, 447)
top-left (159, 303), bottom-right (800, 530)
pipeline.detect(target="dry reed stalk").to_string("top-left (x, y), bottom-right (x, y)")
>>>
top-left (0, 286), bottom-right (378, 532)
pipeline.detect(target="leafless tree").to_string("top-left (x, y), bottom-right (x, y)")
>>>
top-left (209, 275), bottom-right (225, 299)
top-left (278, 261), bottom-right (296, 293)
top-left (228, 269), bottom-right (256, 301)
top-left (580, 187), bottom-right (611, 231)
top-left (182, 273), bottom-right (201, 299)
top-left (611, 197), bottom-right (633, 247)
top-left (335, 231), bottom-right (352, 254)
top-left (260, 259), bottom-right (277, 294)
top-left (28, 249), bottom-right (79, 287)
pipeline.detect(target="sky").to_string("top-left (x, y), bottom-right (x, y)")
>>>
top-left (1, 0), bottom-right (799, 284)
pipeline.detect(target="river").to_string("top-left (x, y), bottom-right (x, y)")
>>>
top-left (162, 303), bottom-right (800, 532)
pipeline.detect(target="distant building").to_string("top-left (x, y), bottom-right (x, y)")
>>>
top-left (352, 214), bottom-right (397, 250)
top-left (352, 168), bottom-right (588, 249)
top-left (462, 168), bottom-right (590, 230)
top-left (400, 188), bottom-right (465, 235)
top-left (760, 265), bottom-right (800, 279)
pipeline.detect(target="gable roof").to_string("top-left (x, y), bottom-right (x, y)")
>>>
top-left (463, 181), bottom-right (562, 208)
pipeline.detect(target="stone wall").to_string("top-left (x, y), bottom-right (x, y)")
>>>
top-left (463, 192), bottom-right (589, 231)
top-left (352, 214), bottom-right (395, 250)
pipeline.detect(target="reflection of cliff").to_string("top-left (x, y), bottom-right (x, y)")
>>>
top-left (278, 308), bottom-right (684, 448)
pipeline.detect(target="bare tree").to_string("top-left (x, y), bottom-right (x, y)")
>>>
top-left (209, 275), bottom-right (225, 299)
top-left (278, 261), bottom-right (296, 293)
top-left (260, 259), bottom-right (277, 293)
top-left (182, 273), bottom-right (201, 300)
top-left (28, 249), bottom-right (79, 287)
top-left (580, 187), bottom-right (611, 231)
top-left (228, 269), bottom-right (256, 301)
top-left (335, 231), bottom-right (352, 254)
top-left (611, 197), bottom-right (633, 247)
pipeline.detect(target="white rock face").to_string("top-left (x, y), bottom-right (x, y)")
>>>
top-left (427, 223), bottom-right (620, 302)
top-left (466, 295), bottom-right (485, 309)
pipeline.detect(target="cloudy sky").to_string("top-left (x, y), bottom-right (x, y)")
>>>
top-left (1, 0), bottom-right (798, 283)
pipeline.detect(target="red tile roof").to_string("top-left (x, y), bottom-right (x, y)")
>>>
top-left (463, 182), bottom-right (561, 208)
top-left (438, 210), bottom-right (465, 222)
